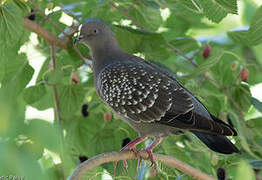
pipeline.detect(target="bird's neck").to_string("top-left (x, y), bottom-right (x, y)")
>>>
top-left (91, 40), bottom-right (124, 73)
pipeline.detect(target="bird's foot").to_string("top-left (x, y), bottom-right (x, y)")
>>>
top-left (113, 137), bottom-right (147, 175)
top-left (137, 147), bottom-right (155, 168)
top-left (137, 137), bottom-right (163, 168)
top-left (120, 147), bottom-right (141, 170)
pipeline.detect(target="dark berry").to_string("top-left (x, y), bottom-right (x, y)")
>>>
top-left (240, 68), bottom-right (249, 82)
top-left (28, 9), bottom-right (36, 21)
top-left (122, 138), bottom-right (131, 148)
top-left (78, 155), bottom-right (88, 163)
top-left (81, 104), bottom-right (88, 117)
top-left (217, 168), bottom-right (226, 180)
top-left (202, 44), bottom-right (211, 58)
top-left (72, 72), bottom-right (80, 84)
top-left (104, 112), bottom-right (112, 122)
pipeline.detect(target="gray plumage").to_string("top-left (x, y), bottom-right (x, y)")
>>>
top-left (75, 19), bottom-right (240, 154)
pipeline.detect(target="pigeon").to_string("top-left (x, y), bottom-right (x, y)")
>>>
top-left (74, 18), bottom-right (240, 163)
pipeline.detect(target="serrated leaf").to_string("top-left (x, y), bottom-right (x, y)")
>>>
top-left (199, 0), bottom-right (228, 23)
top-left (248, 6), bottom-right (262, 46)
top-left (215, 0), bottom-right (238, 14)
top-left (228, 6), bottom-right (262, 46)
top-left (180, 0), bottom-right (201, 13)
top-left (58, 84), bottom-right (85, 118)
top-left (227, 30), bottom-right (249, 45)
top-left (0, 2), bottom-right (24, 46)
top-left (23, 84), bottom-right (47, 105)
top-left (251, 97), bottom-right (262, 113)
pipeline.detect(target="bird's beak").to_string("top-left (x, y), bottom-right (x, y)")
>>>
top-left (74, 35), bottom-right (84, 45)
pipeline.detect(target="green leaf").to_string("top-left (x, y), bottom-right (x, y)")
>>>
top-left (248, 6), bottom-right (262, 46)
top-left (235, 161), bottom-right (256, 180)
top-left (0, 141), bottom-right (47, 180)
top-left (128, 2), bottom-right (163, 31)
top-left (231, 84), bottom-right (252, 112)
top-left (0, 2), bottom-right (24, 47)
top-left (44, 69), bottom-right (64, 85)
top-left (215, 0), bottom-right (238, 14)
top-left (169, 37), bottom-right (200, 54)
top-left (58, 84), bottom-right (85, 118)
top-left (199, 0), bottom-right (228, 23)
top-left (23, 84), bottom-right (47, 105)
top-left (30, 87), bottom-right (54, 111)
top-left (210, 51), bottom-right (241, 87)
top-left (66, 112), bottom-right (138, 177)
top-left (227, 30), bottom-right (249, 45)
top-left (180, 0), bottom-right (201, 13)
top-left (2, 59), bottom-right (34, 97)
top-left (251, 97), bottom-right (262, 113)
top-left (228, 6), bottom-right (262, 46)
top-left (24, 119), bottom-right (61, 153)
top-left (249, 160), bottom-right (262, 170)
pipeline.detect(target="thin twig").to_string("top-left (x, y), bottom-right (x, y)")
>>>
top-left (50, 45), bottom-right (65, 180)
top-left (203, 74), bottom-right (244, 119)
top-left (50, 45), bottom-right (63, 122)
top-left (68, 151), bottom-right (215, 180)
top-left (167, 42), bottom-right (197, 67)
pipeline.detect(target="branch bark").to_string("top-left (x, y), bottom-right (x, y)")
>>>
top-left (68, 151), bottom-right (215, 180)
top-left (24, 18), bottom-right (68, 49)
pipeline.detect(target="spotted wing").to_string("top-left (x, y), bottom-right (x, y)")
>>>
top-left (98, 62), bottom-right (193, 123)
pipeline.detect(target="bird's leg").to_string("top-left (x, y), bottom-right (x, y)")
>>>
top-left (139, 137), bottom-right (163, 167)
top-left (121, 136), bottom-right (147, 153)
top-left (113, 136), bottom-right (147, 174)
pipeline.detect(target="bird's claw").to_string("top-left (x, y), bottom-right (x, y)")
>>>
top-left (136, 148), bottom-right (156, 170)
top-left (114, 147), bottom-right (141, 174)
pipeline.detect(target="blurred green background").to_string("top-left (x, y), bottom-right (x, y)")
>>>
top-left (1, 0), bottom-right (262, 179)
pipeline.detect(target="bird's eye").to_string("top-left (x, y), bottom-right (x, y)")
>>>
top-left (93, 29), bottom-right (98, 34)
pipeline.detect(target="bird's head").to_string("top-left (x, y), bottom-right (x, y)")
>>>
top-left (74, 18), bottom-right (117, 51)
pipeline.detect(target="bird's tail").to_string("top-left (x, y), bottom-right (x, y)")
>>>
top-left (191, 131), bottom-right (241, 154)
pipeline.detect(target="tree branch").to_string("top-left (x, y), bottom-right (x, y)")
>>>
top-left (29, 0), bottom-right (67, 36)
top-left (24, 18), bottom-right (68, 49)
top-left (68, 151), bottom-right (215, 180)
top-left (24, 18), bottom-right (93, 63)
